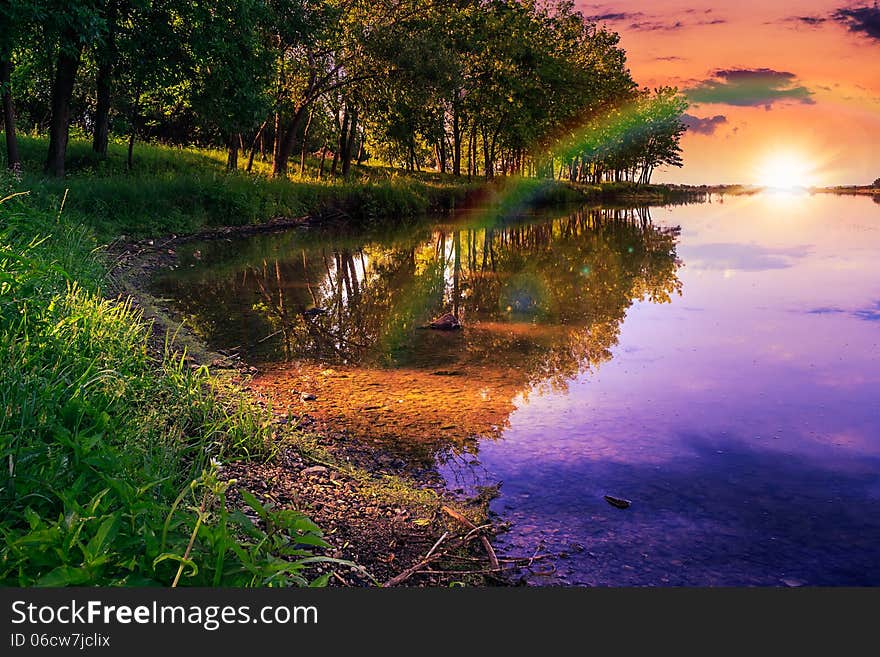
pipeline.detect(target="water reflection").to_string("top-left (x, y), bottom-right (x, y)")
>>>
top-left (152, 193), bottom-right (880, 585)
top-left (153, 206), bottom-right (682, 459)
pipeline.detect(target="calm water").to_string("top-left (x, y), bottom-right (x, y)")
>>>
top-left (152, 193), bottom-right (880, 586)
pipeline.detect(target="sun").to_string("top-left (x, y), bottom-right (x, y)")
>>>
top-left (755, 151), bottom-right (817, 189)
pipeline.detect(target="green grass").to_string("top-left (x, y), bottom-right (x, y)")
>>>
top-left (5, 135), bottom-right (482, 242)
top-left (0, 185), bottom-right (345, 586)
top-left (2, 135), bottom-right (702, 244)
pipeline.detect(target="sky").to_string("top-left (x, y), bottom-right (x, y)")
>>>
top-left (576, 1), bottom-right (880, 185)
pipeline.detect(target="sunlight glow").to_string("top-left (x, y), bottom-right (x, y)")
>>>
top-left (755, 151), bottom-right (818, 189)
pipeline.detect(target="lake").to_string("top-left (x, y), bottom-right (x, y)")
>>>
top-left (151, 191), bottom-right (880, 586)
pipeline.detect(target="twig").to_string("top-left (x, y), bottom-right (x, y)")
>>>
top-left (527, 543), bottom-right (543, 568)
top-left (425, 531), bottom-right (450, 560)
top-left (421, 568), bottom-right (510, 576)
top-left (441, 505), bottom-right (500, 571)
top-left (382, 531), bottom-right (449, 587)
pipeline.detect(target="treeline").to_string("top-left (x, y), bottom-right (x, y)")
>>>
top-left (0, 0), bottom-right (688, 182)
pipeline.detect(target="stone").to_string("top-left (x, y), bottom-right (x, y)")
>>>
top-left (604, 494), bottom-right (632, 509)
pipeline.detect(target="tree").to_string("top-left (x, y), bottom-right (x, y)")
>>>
top-left (43, 0), bottom-right (104, 176)
top-left (0, 0), bottom-right (27, 171)
top-left (188, 0), bottom-right (273, 171)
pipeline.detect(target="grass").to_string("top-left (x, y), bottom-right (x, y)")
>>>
top-left (2, 135), bottom-right (702, 243)
top-left (5, 135), bottom-right (482, 242)
top-left (0, 183), bottom-right (344, 586)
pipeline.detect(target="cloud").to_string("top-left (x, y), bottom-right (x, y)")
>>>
top-left (681, 113), bottom-right (728, 135)
top-left (587, 9), bottom-right (725, 31)
top-left (629, 18), bottom-right (726, 32)
top-left (685, 68), bottom-right (815, 108)
top-left (791, 16), bottom-right (828, 25)
top-left (588, 12), bottom-right (644, 22)
top-left (807, 302), bottom-right (880, 322)
top-left (853, 302), bottom-right (880, 321)
top-left (684, 243), bottom-right (811, 271)
top-left (833, 5), bottom-right (880, 41)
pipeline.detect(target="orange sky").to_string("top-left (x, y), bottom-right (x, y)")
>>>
top-left (577, 1), bottom-right (880, 185)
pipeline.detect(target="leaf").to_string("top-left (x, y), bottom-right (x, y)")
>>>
top-left (84, 513), bottom-right (121, 562)
top-left (152, 553), bottom-right (199, 579)
top-left (309, 572), bottom-right (331, 587)
top-left (36, 566), bottom-right (93, 587)
top-left (239, 489), bottom-right (268, 522)
top-left (292, 533), bottom-right (330, 549)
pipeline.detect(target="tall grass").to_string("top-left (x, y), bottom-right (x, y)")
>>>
top-left (5, 135), bottom-right (480, 242)
top-left (0, 184), bottom-right (340, 586)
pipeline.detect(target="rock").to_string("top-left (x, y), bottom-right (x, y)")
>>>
top-left (301, 392), bottom-right (317, 401)
top-left (427, 313), bottom-right (461, 331)
top-left (604, 494), bottom-right (631, 509)
top-left (302, 465), bottom-right (328, 476)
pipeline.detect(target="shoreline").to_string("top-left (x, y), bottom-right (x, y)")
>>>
top-left (109, 184), bottom-right (708, 586)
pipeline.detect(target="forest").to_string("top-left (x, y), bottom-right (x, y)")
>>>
top-left (1, 0), bottom-right (687, 184)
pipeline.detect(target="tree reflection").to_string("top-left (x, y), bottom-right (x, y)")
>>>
top-left (154, 206), bottom-right (682, 459)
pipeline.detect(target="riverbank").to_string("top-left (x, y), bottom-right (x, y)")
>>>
top-left (9, 136), bottom-right (706, 242)
top-left (1, 137), bottom-right (708, 587)
top-left (1, 189), bottom-right (519, 586)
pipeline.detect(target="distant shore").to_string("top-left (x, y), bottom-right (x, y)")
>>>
top-left (668, 183), bottom-right (880, 197)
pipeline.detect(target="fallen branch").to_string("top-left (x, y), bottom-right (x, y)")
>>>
top-left (382, 531), bottom-right (449, 587)
top-left (441, 505), bottom-right (500, 571)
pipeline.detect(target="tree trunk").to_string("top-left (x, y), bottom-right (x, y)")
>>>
top-left (341, 107), bottom-right (357, 178)
top-left (331, 108), bottom-right (348, 177)
top-left (318, 144), bottom-right (327, 179)
top-left (452, 103), bottom-right (461, 176)
top-left (481, 126), bottom-right (493, 180)
top-left (273, 105), bottom-right (308, 177)
top-left (1, 57), bottom-right (20, 171)
top-left (226, 134), bottom-right (239, 171)
top-left (246, 118), bottom-right (268, 173)
top-left (272, 111), bottom-right (281, 168)
top-left (299, 109), bottom-right (313, 176)
top-left (92, 4), bottom-right (116, 157)
top-left (45, 39), bottom-right (81, 177)
top-left (92, 61), bottom-right (111, 156)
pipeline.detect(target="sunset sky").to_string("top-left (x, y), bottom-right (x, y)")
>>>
top-left (577, 1), bottom-right (880, 185)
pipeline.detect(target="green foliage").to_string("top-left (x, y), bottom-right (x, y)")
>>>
top-left (0, 193), bottom-right (340, 586)
top-left (2, 0), bottom-right (686, 185)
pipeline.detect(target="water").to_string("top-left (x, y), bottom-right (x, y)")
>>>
top-left (151, 192), bottom-right (880, 586)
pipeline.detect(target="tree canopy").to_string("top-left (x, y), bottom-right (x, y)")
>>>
top-left (1, 0), bottom-right (689, 183)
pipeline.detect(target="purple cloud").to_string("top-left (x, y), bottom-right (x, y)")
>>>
top-left (682, 114), bottom-right (728, 135)
top-left (834, 5), bottom-right (880, 41)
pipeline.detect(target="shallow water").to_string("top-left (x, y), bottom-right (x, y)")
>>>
top-left (152, 193), bottom-right (880, 586)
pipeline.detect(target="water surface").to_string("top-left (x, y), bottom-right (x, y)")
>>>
top-left (152, 193), bottom-right (880, 586)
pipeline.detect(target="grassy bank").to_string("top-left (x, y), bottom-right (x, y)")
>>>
top-left (0, 188), bottom-right (345, 586)
top-left (5, 136), bottom-right (704, 243)
top-left (7, 136), bottom-right (484, 242)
